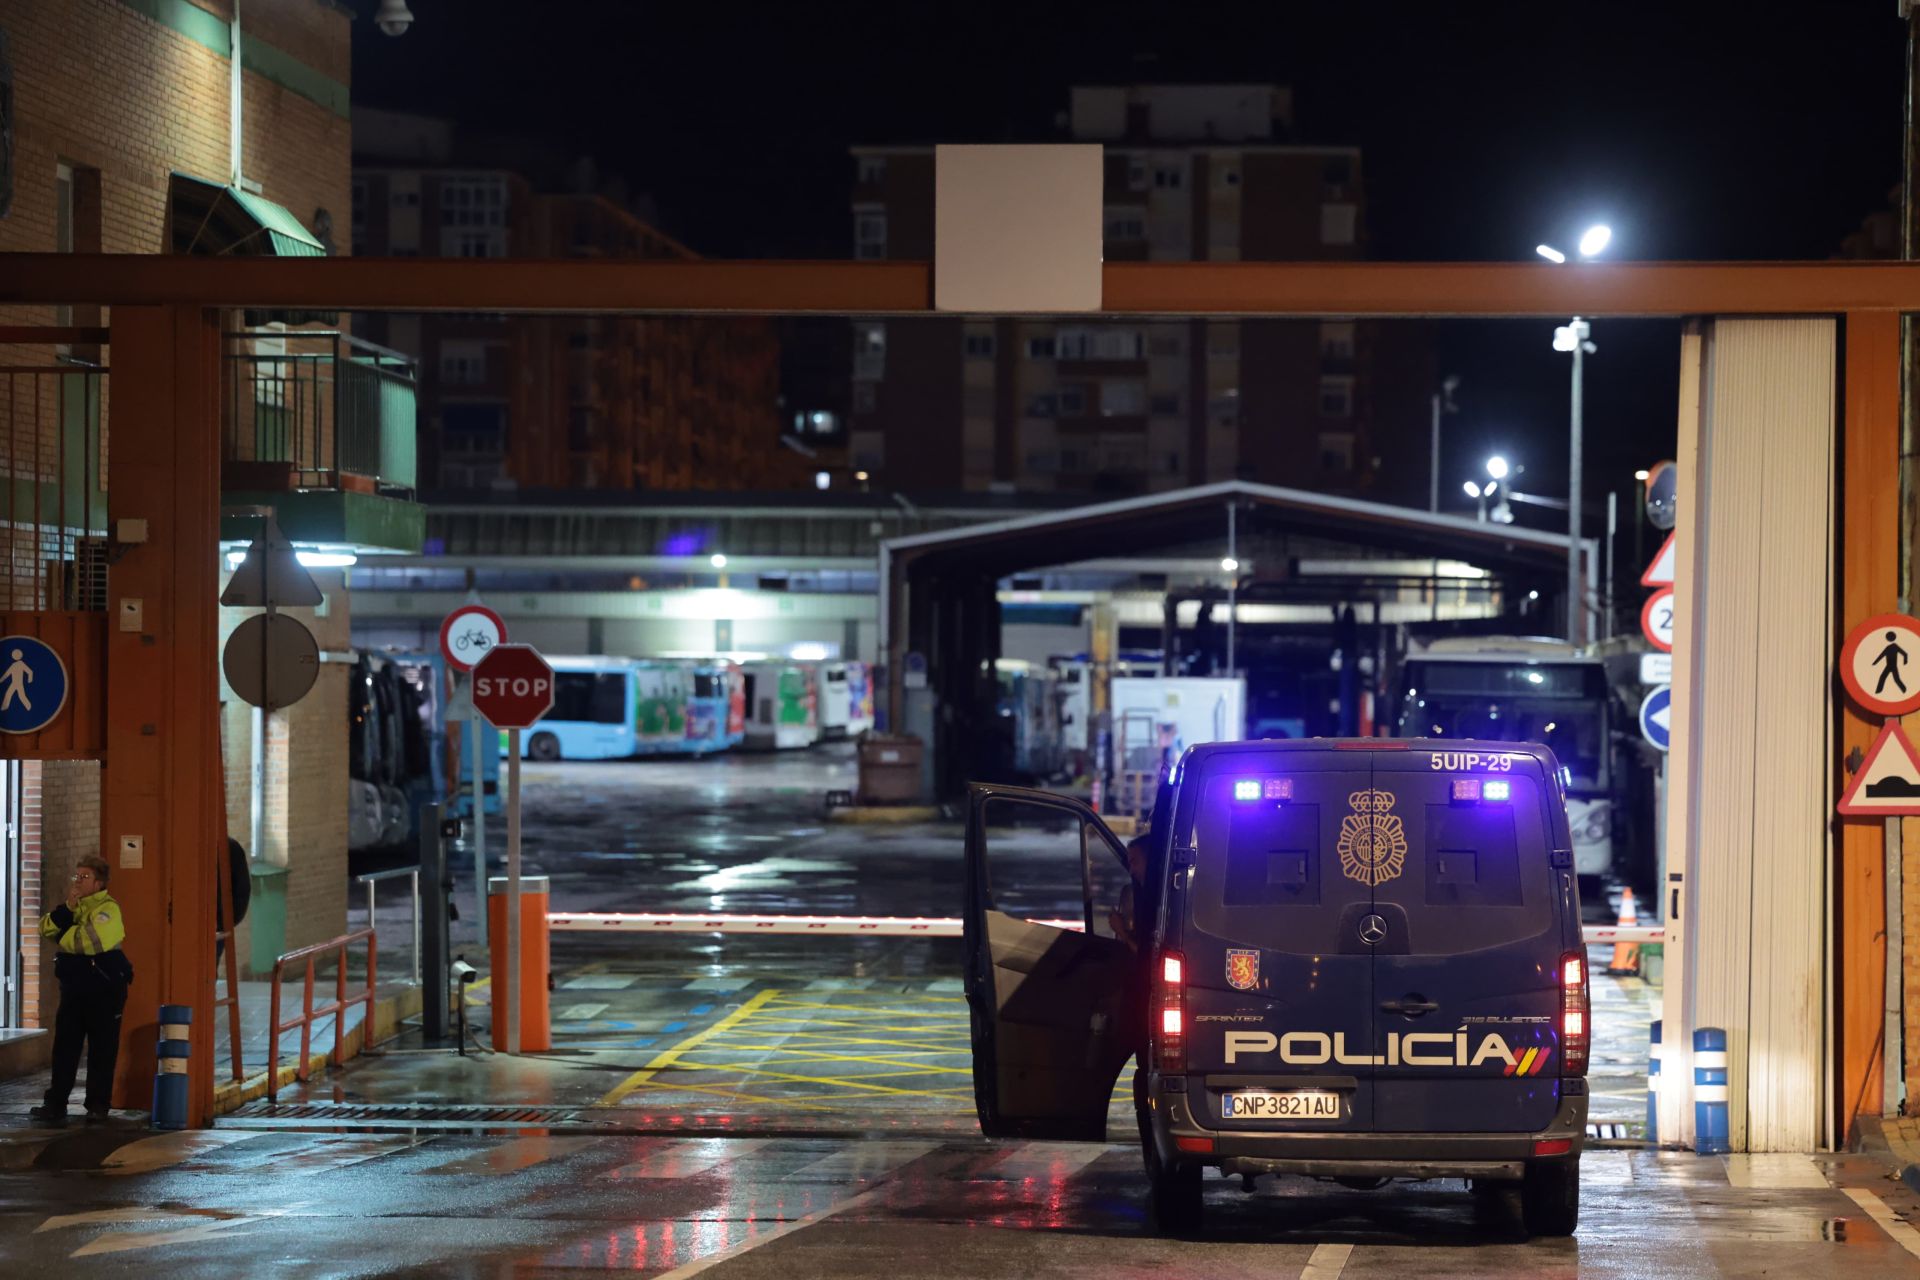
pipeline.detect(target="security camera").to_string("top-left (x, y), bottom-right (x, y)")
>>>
top-left (374, 0), bottom-right (414, 37)
top-left (451, 959), bottom-right (478, 984)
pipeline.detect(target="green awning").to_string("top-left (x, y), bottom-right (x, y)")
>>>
top-left (168, 173), bottom-right (326, 257)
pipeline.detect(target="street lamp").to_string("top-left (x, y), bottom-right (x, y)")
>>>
top-left (1535, 223), bottom-right (1611, 643)
top-left (1485, 455), bottom-right (1510, 482)
top-left (709, 553), bottom-right (728, 570)
top-left (1463, 479), bottom-right (1492, 522)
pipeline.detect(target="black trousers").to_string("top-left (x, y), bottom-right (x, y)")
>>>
top-left (45, 982), bottom-right (128, 1114)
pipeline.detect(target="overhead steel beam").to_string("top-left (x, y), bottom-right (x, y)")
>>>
top-left (14, 254), bottom-right (1920, 315)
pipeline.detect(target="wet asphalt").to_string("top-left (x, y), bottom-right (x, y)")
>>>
top-left (3, 745), bottom-right (1913, 1275)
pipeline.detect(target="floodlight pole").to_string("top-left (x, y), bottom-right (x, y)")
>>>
top-left (1567, 318), bottom-right (1586, 645)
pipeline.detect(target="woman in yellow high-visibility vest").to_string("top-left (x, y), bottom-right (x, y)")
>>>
top-left (29, 855), bottom-right (134, 1127)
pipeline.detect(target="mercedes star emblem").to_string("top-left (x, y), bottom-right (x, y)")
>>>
top-left (1359, 914), bottom-right (1388, 945)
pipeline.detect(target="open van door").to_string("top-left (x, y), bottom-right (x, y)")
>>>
top-left (963, 782), bottom-right (1140, 1140)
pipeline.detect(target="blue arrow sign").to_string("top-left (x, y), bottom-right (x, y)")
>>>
top-left (1639, 686), bottom-right (1671, 753)
top-left (0, 636), bottom-right (69, 735)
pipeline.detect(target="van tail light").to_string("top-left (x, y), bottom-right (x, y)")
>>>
top-left (1560, 950), bottom-right (1589, 1077)
top-left (1155, 952), bottom-right (1186, 1073)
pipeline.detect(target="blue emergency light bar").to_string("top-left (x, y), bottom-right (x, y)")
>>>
top-left (1233, 779), bottom-right (1261, 801)
top-left (1451, 777), bottom-right (1513, 804)
top-left (1233, 778), bottom-right (1294, 802)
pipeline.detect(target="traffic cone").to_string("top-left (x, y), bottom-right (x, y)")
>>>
top-left (1607, 887), bottom-right (1641, 976)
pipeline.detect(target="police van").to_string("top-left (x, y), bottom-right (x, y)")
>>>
top-left (962, 738), bottom-right (1588, 1237)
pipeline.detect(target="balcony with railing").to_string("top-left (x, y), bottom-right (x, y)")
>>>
top-left (221, 331), bottom-right (424, 552)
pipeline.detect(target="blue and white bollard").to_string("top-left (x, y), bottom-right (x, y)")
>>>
top-left (1646, 1019), bottom-right (1661, 1144)
top-left (1693, 1026), bottom-right (1729, 1155)
top-left (152, 1003), bottom-right (192, 1130)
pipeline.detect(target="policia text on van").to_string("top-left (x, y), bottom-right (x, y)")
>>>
top-left (962, 739), bottom-right (1588, 1237)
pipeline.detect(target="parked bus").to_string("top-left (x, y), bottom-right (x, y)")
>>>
top-left (816, 661), bottom-right (875, 740)
top-left (740, 661), bottom-right (818, 750)
top-left (687, 662), bottom-right (746, 754)
top-left (633, 661), bottom-right (692, 753)
top-left (1388, 636), bottom-right (1626, 888)
top-left (523, 657), bottom-right (643, 761)
top-left (348, 652), bottom-right (435, 858)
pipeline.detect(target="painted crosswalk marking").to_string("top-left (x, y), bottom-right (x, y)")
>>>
top-left (419, 1135), bottom-right (603, 1176)
top-left (610, 1137), bottom-right (773, 1180)
top-left (982, 1142), bottom-right (1110, 1182)
top-left (35, 1205), bottom-right (289, 1258)
top-left (99, 1130), bottom-right (264, 1176)
top-left (1302, 1242), bottom-right (1353, 1280)
top-left (1843, 1187), bottom-right (1920, 1259)
top-left (785, 1140), bottom-right (936, 1182)
top-left (1723, 1153), bottom-right (1828, 1188)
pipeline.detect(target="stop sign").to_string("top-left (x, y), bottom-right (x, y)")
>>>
top-left (471, 644), bottom-right (555, 729)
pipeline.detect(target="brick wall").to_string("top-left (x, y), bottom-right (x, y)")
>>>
top-left (0, 0), bottom-right (351, 322)
top-left (0, 0), bottom-right (352, 982)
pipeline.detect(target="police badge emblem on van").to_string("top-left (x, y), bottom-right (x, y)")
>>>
top-left (1225, 948), bottom-right (1259, 991)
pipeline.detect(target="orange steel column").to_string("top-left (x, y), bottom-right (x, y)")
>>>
top-left (1838, 310), bottom-right (1898, 1140)
top-left (103, 305), bottom-right (223, 1126)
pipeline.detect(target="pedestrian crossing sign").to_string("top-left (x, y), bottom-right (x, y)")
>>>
top-left (0, 635), bottom-right (68, 735)
top-left (1839, 612), bottom-right (1920, 719)
top-left (1839, 720), bottom-right (1920, 818)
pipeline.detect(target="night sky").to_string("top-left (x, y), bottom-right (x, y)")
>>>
top-left (354, 0), bottom-right (1907, 517)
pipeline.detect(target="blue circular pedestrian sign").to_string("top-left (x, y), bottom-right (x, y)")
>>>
top-left (1639, 686), bottom-right (1671, 753)
top-left (0, 636), bottom-right (69, 735)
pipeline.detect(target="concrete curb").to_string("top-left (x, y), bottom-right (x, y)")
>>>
top-left (826, 805), bottom-right (945, 824)
top-left (212, 983), bottom-right (423, 1117)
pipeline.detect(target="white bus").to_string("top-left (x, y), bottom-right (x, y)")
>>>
top-left (1390, 637), bottom-right (1620, 885)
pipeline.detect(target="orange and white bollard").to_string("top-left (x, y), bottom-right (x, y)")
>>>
top-left (1607, 887), bottom-right (1641, 976)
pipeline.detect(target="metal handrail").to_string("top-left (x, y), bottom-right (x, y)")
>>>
top-left (266, 927), bottom-right (377, 1103)
top-left (354, 867), bottom-right (421, 985)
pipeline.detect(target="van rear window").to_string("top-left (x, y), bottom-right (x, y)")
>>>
top-left (1222, 804), bottom-right (1321, 907)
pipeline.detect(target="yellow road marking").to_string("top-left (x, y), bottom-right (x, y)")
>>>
top-left (693, 1060), bottom-right (968, 1083)
top-left (713, 1028), bottom-right (969, 1052)
top-left (614, 1077), bottom-right (834, 1111)
top-left (685, 1049), bottom-right (969, 1073)
top-left (764, 999), bottom-right (959, 1016)
top-left (599, 988), bottom-right (781, 1105)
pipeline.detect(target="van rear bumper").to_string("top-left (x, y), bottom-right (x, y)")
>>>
top-left (1148, 1087), bottom-right (1587, 1180)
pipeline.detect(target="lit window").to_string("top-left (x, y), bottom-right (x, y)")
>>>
top-left (1318, 431), bottom-right (1356, 472)
top-left (855, 210), bottom-right (887, 260)
top-left (1321, 203), bottom-right (1358, 246)
top-left (1319, 375), bottom-right (1355, 418)
top-left (1320, 321), bottom-right (1357, 362)
top-left (1103, 207), bottom-right (1147, 242)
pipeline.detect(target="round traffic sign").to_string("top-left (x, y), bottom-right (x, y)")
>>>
top-left (0, 635), bottom-right (69, 735)
top-left (1639, 686), bottom-right (1671, 753)
top-left (440, 604), bottom-right (507, 673)
top-left (471, 644), bottom-right (555, 729)
top-left (222, 613), bottom-right (320, 711)
top-left (1840, 612), bottom-right (1920, 717)
top-left (1641, 587), bottom-right (1675, 653)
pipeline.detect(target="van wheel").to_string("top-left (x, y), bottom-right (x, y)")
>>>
top-left (1521, 1160), bottom-right (1579, 1236)
top-left (528, 733), bottom-right (561, 762)
top-left (1145, 1149), bottom-right (1204, 1235)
